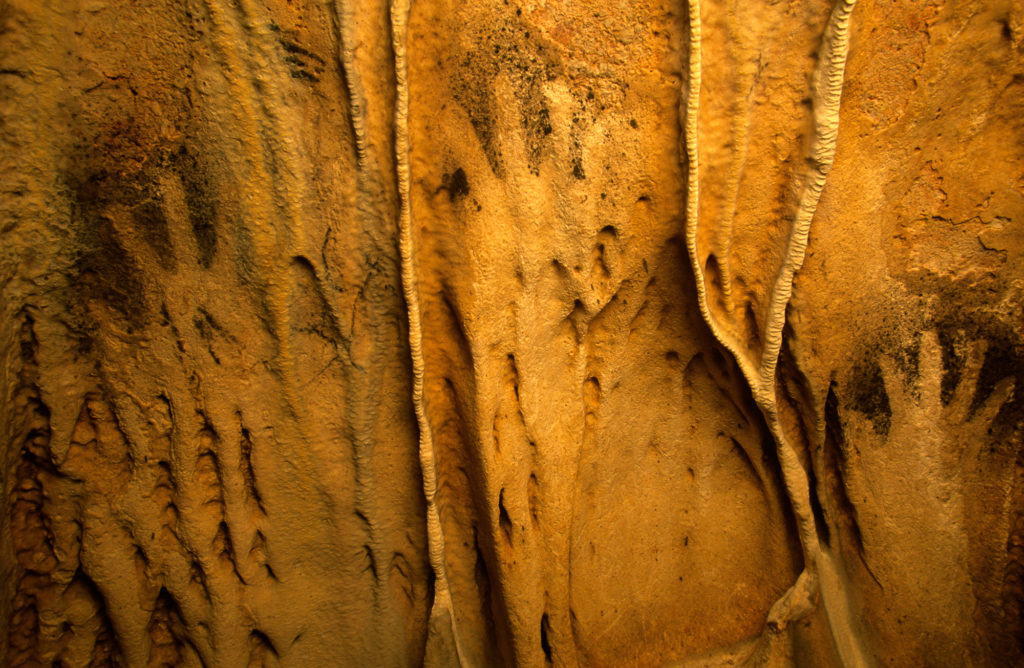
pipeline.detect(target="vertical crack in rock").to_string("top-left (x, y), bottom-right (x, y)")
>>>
top-left (391, 0), bottom-right (465, 664)
top-left (684, 0), bottom-right (867, 664)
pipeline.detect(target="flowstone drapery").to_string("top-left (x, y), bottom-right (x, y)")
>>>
top-left (2, 0), bottom-right (1022, 666)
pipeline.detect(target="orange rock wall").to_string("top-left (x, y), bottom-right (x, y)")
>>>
top-left (1, 0), bottom-right (1022, 666)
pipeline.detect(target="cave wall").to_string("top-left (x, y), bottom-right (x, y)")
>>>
top-left (1, 0), bottom-right (1022, 666)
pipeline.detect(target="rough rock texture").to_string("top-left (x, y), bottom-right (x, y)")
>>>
top-left (1, 0), bottom-right (1022, 666)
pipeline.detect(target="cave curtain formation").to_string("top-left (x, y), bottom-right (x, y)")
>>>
top-left (2, 0), bottom-right (1023, 666)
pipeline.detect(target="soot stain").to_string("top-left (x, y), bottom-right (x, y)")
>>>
top-left (441, 168), bottom-right (471, 202)
top-left (67, 167), bottom-right (149, 330)
top-left (970, 332), bottom-right (1024, 435)
top-left (938, 324), bottom-right (968, 406)
top-left (170, 145), bottom-right (218, 268)
top-left (848, 357), bottom-right (892, 436)
top-left (448, 9), bottom-right (562, 176)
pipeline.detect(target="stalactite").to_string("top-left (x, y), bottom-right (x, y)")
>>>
top-left (391, 0), bottom-right (465, 664)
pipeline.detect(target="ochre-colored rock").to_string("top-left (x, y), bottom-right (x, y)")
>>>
top-left (1, 0), bottom-right (1022, 666)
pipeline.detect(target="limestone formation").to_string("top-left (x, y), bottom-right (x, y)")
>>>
top-left (1, 0), bottom-right (1022, 666)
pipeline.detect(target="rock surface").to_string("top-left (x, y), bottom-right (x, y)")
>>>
top-left (1, 0), bottom-right (1022, 666)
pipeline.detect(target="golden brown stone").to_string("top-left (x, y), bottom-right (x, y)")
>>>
top-left (1, 0), bottom-right (1022, 665)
